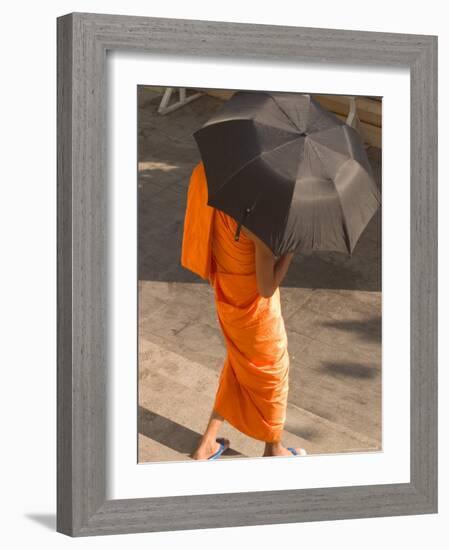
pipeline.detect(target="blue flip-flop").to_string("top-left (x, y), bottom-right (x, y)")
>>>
top-left (287, 447), bottom-right (307, 456)
top-left (208, 438), bottom-right (228, 460)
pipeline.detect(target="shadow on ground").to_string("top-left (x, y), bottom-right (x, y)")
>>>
top-left (139, 407), bottom-right (242, 459)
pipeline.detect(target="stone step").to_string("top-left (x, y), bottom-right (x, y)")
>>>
top-left (138, 338), bottom-right (380, 463)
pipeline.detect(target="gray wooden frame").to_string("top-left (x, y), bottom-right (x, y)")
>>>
top-left (57, 12), bottom-right (438, 537)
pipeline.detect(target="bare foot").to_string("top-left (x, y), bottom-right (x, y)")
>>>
top-left (263, 442), bottom-right (307, 457)
top-left (191, 437), bottom-right (230, 460)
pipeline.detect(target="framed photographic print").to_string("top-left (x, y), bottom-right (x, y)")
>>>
top-left (137, 87), bottom-right (383, 468)
top-left (57, 12), bottom-right (438, 536)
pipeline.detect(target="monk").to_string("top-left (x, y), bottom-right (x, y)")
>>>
top-left (181, 160), bottom-right (306, 459)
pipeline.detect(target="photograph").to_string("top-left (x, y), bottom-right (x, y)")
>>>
top-left (137, 87), bottom-right (382, 463)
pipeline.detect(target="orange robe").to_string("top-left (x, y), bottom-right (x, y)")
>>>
top-left (181, 161), bottom-right (290, 443)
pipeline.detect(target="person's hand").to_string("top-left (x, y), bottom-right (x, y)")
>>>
top-left (275, 251), bottom-right (294, 268)
top-left (284, 252), bottom-right (295, 266)
top-left (282, 251), bottom-right (295, 261)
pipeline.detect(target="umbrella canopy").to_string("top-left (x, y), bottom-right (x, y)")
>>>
top-left (192, 90), bottom-right (381, 259)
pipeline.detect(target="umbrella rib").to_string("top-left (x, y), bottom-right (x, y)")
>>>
top-left (308, 127), bottom-right (356, 163)
top-left (305, 137), bottom-right (354, 253)
top-left (304, 137), bottom-right (334, 180)
top-left (210, 133), bottom-right (306, 199)
top-left (310, 137), bottom-right (380, 198)
top-left (265, 93), bottom-right (305, 133)
top-left (309, 126), bottom-right (375, 179)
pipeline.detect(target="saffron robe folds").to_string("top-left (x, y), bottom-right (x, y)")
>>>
top-left (181, 161), bottom-right (290, 442)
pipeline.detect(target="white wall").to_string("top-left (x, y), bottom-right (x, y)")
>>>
top-left (0, 1), bottom-right (445, 548)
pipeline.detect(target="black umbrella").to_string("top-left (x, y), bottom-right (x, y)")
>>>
top-left (192, 90), bottom-right (381, 258)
